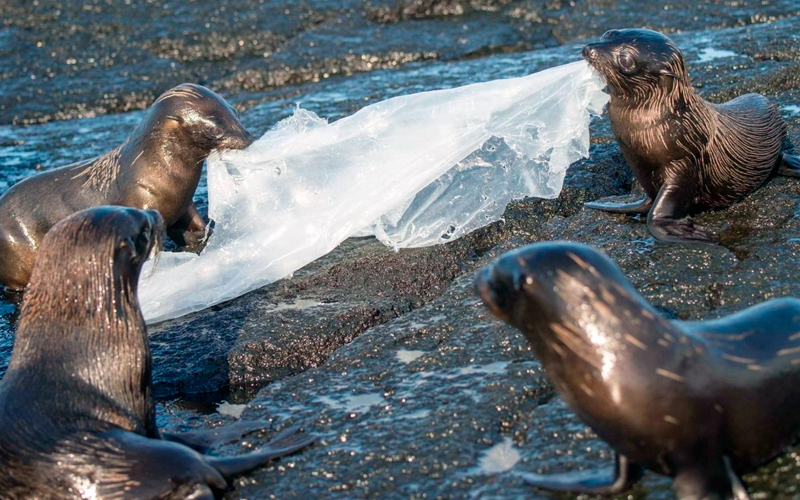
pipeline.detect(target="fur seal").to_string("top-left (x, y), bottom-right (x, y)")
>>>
top-left (475, 241), bottom-right (800, 500)
top-left (0, 206), bottom-right (314, 499)
top-left (582, 28), bottom-right (800, 244)
top-left (0, 83), bottom-right (253, 291)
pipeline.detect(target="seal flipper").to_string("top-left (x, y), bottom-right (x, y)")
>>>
top-left (647, 183), bottom-right (716, 244)
top-left (778, 153), bottom-right (800, 178)
top-left (518, 453), bottom-right (642, 494)
top-left (206, 425), bottom-right (316, 481)
top-left (672, 457), bottom-right (751, 500)
top-left (163, 419), bottom-right (277, 454)
top-left (584, 196), bottom-right (653, 214)
top-left (167, 202), bottom-right (209, 253)
top-left (97, 430), bottom-right (227, 498)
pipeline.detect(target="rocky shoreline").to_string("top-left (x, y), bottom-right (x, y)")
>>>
top-left (2, 2), bottom-right (800, 499)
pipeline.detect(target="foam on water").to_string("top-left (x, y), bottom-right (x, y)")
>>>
top-left (473, 437), bottom-right (521, 474)
top-left (783, 105), bottom-right (800, 115)
top-left (138, 60), bottom-right (608, 322)
top-left (316, 392), bottom-right (387, 414)
top-left (696, 47), bottom-right (738, 62)
top-left (396, 349), bottom-right (426, 364)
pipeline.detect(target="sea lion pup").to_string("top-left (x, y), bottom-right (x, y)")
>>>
top-left (582, 28), bottom-right (800, 244)
top-left (0, 83), bottom-right (253, 291)
top-left (475, 241), bottom-right (800, 500)
top-left (0, 206), bottom-right (314, 499)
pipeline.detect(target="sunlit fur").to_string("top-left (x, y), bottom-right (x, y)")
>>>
top-left (477, 241), bottom-right (800, 499)
top-left (584, 29), bottom-right (786, 211)
top-left (0, 82), bottom-right (252, 290)
top-left (73, 83), bottom-right (251, 194)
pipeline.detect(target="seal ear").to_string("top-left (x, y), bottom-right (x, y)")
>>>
top-left (659, 68), bottom-right (681, 80)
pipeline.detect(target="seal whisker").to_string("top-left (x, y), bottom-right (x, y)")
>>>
top-left (655, 368), bottom-right (684, 382)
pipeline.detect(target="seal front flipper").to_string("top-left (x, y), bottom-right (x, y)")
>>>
top-left (206, 425), bottom-right (316, 481)
top-left (778, 153), bottom-right (800, 178)
top-left (167, 202), bottom-right (209, 253)
top-left (672, 457), bottom-right (751, 500)
top-left (647, 184), bottom-right (716, 244)
top-left (584, 196), bottom-right (653, 214)
top-left (518, 453), bottom-right (642, 494)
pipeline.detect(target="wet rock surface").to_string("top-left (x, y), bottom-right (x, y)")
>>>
top-left (1, 3), bottom-right (800, 500)
top-left (2, 0), bottom-right (799, 124)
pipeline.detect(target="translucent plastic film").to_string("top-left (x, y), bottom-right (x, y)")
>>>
top-left (139, 60), bottom-right (608, 322)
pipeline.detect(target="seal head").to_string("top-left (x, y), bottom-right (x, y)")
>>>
top-left (582, 28), bottom-right (686, 101)
top-left (476, 241), bottom-right (800, 500)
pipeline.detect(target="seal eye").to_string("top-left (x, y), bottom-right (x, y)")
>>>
top-left (209, 126), bottom-right (224, 139)
top-left (617, 53), bottom-right (635, 73)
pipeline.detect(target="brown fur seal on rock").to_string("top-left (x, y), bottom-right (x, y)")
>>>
top-left (476, 241), bottom-right (800, 500)
top-left (0, 83), bottom-right (253, 291)
top-left (0, 206), bottom-right (314, 499)
top-left (582, 28), bottom-right (800, 244)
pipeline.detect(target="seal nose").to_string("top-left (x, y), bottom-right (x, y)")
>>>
top-left (582, 45), bottom-right (595, 60)
top-left (474, 266), bottom-right (514, 321)
top-left (241, 129), bottom-right (255, 148)
top-left (145, 209), bottom-right (166, 251)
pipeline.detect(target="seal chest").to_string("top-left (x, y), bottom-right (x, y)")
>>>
top-left (476, 241), bottom-right (800, 500)
top-left (0, 206), bottom-right (314, 499)
top-left (582, 28), bottom-right (800, 244)
top-left (0, 83), bottom-right (254, 291)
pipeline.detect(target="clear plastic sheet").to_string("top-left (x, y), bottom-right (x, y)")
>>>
top-left (138, 60), bottom-right (608, 322)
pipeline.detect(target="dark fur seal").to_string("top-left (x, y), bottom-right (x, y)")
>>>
top-left (476, 241), bottom-right (800, 500)
top-left (0, 206), bottom-right (314, 499)
top-left (0, 83), bottom-right (253, 290)
top-left (582, 28), bottom-right (800, 243)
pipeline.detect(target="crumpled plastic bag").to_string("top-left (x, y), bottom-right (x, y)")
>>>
top-left (138, 60), bottom-right (608, 323)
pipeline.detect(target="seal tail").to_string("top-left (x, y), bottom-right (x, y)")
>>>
top-left (778, 152), bottom-right (800, 178)
top-left (206, 425), bottom-right (316, 481)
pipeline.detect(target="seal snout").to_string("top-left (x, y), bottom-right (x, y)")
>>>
top-left (581, 42), bottom-right (607, 73)
top-left (144, 209), bottom-right (166, 256)
top-left (581, 43), bottom-right (598, 62)
top-left (474, 262), bottom-right (523, 323)
top-left (215, 119), bottom-right (255, 151)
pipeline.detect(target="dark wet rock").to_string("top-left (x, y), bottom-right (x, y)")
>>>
top-left (2, 5), bottom-right (800, 500)
top-left (3, 0), bottom-right (800, 125)
top-left (364, 0), bottom-right (517, 23)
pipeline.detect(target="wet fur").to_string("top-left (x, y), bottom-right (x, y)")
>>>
top-left (0, 83), bottom-right (253, 291)
top-left (0, 207), bottom-right (313, 499)
top-left (583, 29), bottom-right (792, 242)
top-left (476, 241), bottom-right (800, 499)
